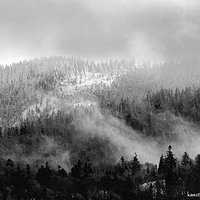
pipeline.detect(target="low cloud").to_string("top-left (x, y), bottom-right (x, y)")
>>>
top-left (0, 0), bottom-right (200, 64)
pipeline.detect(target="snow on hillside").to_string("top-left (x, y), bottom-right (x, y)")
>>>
top-left (59, 72), bottom-right (116, 96)
top-left (20, 71), bottom-right (117, 120)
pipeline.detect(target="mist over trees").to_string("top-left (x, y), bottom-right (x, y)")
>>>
top-left (1, 144), bottom-right (200, 200)
top-left (1, 57), bottom-right (200, 199)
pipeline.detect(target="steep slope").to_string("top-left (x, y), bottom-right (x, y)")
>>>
top-left (1, 57), bottom-right (200, 169)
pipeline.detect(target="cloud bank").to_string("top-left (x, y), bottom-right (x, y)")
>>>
top-left (0, 0), bottom-right (200, 64)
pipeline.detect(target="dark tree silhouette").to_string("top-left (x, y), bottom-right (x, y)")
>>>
top-left (164, 145), bottom-right (177, 200)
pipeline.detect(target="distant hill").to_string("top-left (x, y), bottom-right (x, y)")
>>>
top-left (1, 57), bottom-right (200, 127)
top-left (1, 57), bottom-right (200, 168)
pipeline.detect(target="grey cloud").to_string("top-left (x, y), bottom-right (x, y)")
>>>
top-left (0, 0), bottom-right (200, 64)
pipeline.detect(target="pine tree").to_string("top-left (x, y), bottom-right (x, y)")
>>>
top-left (71, 160), bottom-right (83, 179)
top-left (164, 145), bottom-right (177, 200)
top-left (131, 153), bottom-right (140, 176)
top-left (158, 154), bottom-right (164, 175)
top-left (181, 152), bottom-right (192, 166)
top-left (165, 145), bottom-right (176, 173)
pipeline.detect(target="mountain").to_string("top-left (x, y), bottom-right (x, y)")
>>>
top-left (1, 56), bottom-right (200, 169)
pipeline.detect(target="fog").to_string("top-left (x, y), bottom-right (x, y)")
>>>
top-left (4, 95), bottom-right (200, 170)
top-left (0, 0), bottom-right (200, 64)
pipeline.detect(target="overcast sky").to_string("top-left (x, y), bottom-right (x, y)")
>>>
top-left (0, 0), bottom-right (200, 65)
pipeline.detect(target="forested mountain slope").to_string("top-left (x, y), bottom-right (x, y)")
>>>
top-left (1, 57), bottom-right (200, 167)
top-left (1, 57), bottom-right (200, 199)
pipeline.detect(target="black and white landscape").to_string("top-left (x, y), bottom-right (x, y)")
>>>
top-left (1, 0), bottom-right (200, 199)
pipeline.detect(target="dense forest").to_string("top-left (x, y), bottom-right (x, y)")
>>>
top-left (1, 57), bottom-right (200, 199)
top-left (1, 142), bottom-right (200, 200)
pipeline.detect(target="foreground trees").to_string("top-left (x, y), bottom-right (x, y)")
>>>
top-left (0, 146), bottom-right (200, 200)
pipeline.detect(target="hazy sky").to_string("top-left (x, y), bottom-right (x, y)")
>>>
top-left (0, 0), bottom-right (200, 65)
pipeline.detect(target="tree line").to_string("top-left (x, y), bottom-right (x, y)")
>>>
top-left (1, 145), bottom-right (200, 200)
top-left (98, 86), bottom-right (200, 138)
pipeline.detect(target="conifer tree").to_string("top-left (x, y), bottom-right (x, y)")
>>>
top-left (164, 145), bottom-right (177, 200)
top-left (158, 154), bottom-right (164, 175)
top-left (181, 152), bottom-right (192, 166)
top-left (131, 153), bottom-right (140, 176)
